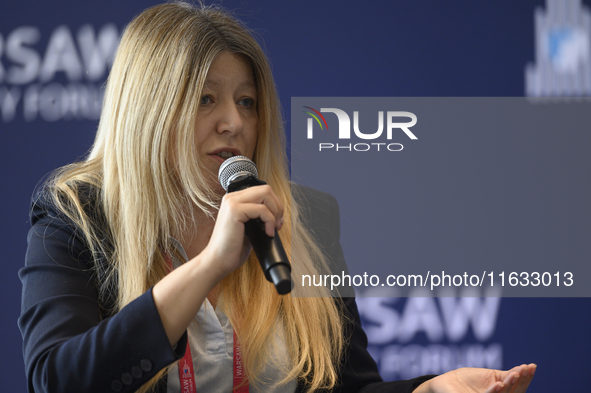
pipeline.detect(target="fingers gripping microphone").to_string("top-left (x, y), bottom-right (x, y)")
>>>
top-left (218, 156), bottom-right (292, 295)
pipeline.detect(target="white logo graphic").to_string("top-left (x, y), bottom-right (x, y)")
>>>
top-left (304, 106), bottom-right (417, 152)
top-left (307, 109), bottom-right (417, 140)
top-left (357, 289), bottom-right (503, 380)
top-left (0, 24), bottom-right (119, 122)
top-left (525, 0), bottom-right (591, 97)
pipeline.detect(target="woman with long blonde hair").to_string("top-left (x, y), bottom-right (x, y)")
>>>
top-left (19, 2), bottom-right (536, 393)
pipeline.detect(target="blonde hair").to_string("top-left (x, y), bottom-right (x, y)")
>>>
top-left (47, 2), bottom-right (344, 392)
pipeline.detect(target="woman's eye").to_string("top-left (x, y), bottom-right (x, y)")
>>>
top-left (200, 95), bottom-right (212, 105)
top-left (239, 98), bottom-right (254, 108)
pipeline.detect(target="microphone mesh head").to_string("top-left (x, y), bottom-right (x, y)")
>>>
top-left (218, 155), bottom-right (258, 191)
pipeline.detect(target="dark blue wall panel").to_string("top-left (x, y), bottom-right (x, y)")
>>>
top-left (2, 1), bottom-right (589, 391)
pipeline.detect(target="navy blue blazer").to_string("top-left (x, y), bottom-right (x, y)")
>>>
top-left (19, 184), bottom-right (433, 392)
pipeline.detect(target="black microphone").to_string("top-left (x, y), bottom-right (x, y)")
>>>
top-left (218, 156), bottom-right (292, 295)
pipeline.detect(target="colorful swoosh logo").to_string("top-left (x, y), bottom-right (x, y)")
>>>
top-left (302, 106), bottom-right (329, 130)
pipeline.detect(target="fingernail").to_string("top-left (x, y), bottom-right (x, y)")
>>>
top-left (496, 383), bottom-right (505, 392)
top-left (511, 375), bottom-right (519, 384)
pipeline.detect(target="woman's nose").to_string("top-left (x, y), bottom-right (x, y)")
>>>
top-left (216, 101), bottom-right (243, 135)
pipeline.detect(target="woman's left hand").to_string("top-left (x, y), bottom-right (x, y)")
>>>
top-left (415, 364), bottom-right (537, 393)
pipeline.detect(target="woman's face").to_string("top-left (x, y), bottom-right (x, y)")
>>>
top-left (194, 51), bottom-right (258, 190)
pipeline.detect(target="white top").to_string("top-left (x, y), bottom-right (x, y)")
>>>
top-left (166, 240), bottom-right (297, 393)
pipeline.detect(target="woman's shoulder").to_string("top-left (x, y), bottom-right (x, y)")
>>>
top-left (28, 181), bottom-right (117, 315)
top-left (30, 181), bottom-right (102, 225)
top-left (291, 182), bottom-right (337, 204)
top-left (291, 183), bottom-right (340, 224)
top-left (28, 181), bottom-right (109, 262)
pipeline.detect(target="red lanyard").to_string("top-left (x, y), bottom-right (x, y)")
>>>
top-left (179, 331), bottom-right (249, 393)
top-left (165, 253), bottom-right (250, 392)
top-left (232, 330), bottom-right (249, 393)
top-left (179, 341), bottom-right (196, 393)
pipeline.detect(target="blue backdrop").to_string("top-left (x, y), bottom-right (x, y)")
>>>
top-left (2, 1), bottom-right (590, 391)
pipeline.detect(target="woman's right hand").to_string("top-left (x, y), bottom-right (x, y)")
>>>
top-left (153, 184), bottom-right (284, 346)
top-left (200, 184), bottom-right (284, 280)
